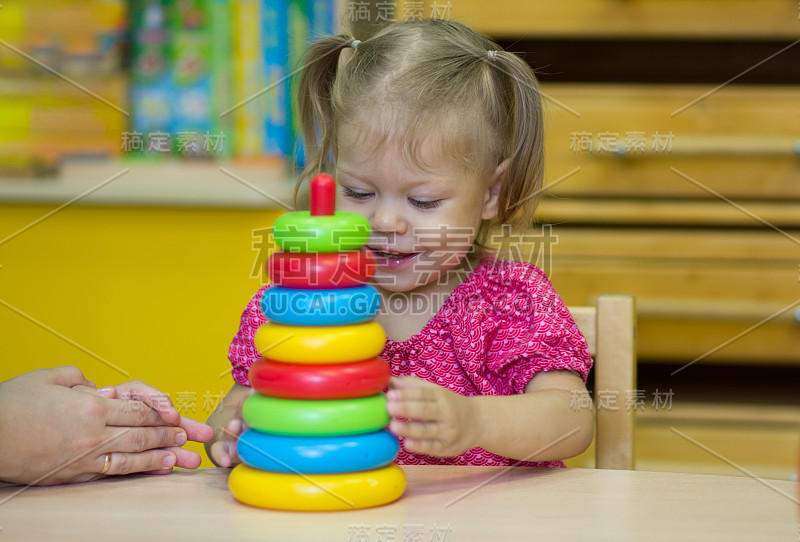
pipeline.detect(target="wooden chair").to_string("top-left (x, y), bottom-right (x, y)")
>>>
top-left (570, 295), bottom-right (637, 470)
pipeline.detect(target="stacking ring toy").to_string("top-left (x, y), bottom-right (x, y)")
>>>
top-left (229, 463), bottom-right (406, 511)
top-left (261, 285), bottom-right (380, 326)
top-left (267, 250), bottom-right (376, 289)
top-left (255, 322), bottom-right (385, 364)
top-left (272, 212), bottom-right (370, 253)
top-left (249, 357), bottom-right (390, 399)
top-left (242, 393), bottom-right (389, 436)
top-left (237, 429), bottom-right (399, 473)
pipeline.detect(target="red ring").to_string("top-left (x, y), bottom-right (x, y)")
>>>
top-left (267, 250), bottom-right (376, 289)
top-left (249, 358), bottom-right (390, 399)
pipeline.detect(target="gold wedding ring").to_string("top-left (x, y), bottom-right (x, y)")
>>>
top-left (99, 453), bottom-right (111, 475)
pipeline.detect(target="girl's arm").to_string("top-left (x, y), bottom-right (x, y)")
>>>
top-left (387, 370), bottom-right (594, 461)
top-left (205, 382), bottom-right (254, 467)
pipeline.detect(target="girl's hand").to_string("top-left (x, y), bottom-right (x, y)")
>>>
top-left (386, 376), bottom-right (483, 457)
top-left (208, 416), bottom-right (246, 468)
top-left (206, 383), bottom-right (253, 468)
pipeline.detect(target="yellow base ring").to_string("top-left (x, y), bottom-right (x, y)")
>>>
top-left (255, 322), bottom-right (386, 364)
top-left (229, 464), bottom-right (406, 511)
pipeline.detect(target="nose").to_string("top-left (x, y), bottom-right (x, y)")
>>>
top-left (370, 200), bottom-right (407, 236)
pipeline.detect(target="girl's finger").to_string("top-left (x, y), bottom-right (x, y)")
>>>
top-left (388, 376), bottom-right (431, 389)
top-left (387, 386), bottom-right (437, 404)
top-left (390, 418), bottom-right (439, 440)
top-left (401, 437), bottom-right (438, 456)
top-left (209, 439), bottom-right (238, 468)
top-left (387, 397), bottom-right (441, 421)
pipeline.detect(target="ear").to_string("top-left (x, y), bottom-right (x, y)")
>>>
top-left (481, 158), bottom-right (510, 221)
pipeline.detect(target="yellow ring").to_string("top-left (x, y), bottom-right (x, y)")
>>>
top-left (255, 322), bottom-right (386, 364)
top-left (99, 453), bottom-right (111, 475)
top-left (229, 464), bottom-right (406, 511)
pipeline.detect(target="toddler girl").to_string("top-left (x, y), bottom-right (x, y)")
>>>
top-left (208, 18), bottom-right (593, 468)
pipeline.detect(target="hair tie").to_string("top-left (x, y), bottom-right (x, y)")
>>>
top-left (351, 39), bottom-right (361, 50)
top-left (487, 50), bottom-right (498, 60)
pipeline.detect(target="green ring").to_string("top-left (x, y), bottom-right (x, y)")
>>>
top-left (242, 393), bottom-right (389, 436)
top-left (272, 211), bottom-right (370, 253)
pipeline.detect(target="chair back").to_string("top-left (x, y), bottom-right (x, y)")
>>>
top-left (571, 295), bottom-right (637, 470)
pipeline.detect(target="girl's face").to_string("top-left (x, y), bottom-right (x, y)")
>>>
top-left (336, 124), bottom-right (503, 294)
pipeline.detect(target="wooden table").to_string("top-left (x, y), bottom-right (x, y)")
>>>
top-left (0, 466), bottom-right (796, 541)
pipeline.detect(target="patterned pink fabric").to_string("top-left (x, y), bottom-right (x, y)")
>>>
top-left (228, 260), bottom-right (593, 468)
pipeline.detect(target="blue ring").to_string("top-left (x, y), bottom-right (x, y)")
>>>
top-left (261, 285), bottom-right (380, 326)
top-left (237, 429), bottom-right (399, 474)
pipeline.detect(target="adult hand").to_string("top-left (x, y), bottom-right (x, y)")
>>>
top-left (386, 376), bottom-right (482, 457)
top-left (0, 366), bottom-right (213, 485)
top-left (73, 380), bottom-right (215, 473)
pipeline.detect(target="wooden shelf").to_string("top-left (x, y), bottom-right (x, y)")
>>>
top-left (448, 0), bottom-right (800, 39)
top-left (0, 159), bottom-right (295, 209)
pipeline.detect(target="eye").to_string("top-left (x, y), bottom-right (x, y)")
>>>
top-left (409, 198), bottom-right (444, 210)
top-left (341, 186), bottom-right (373, 201)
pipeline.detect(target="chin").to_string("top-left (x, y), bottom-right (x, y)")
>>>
top-left (373, 274), bottom-right (438, 295)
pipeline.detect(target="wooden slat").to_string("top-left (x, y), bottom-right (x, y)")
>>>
top-left (638, 402), bottom-right (800, 427)
top-left (447, 0), bottom-right (800, 39)
top-left (550, 262), bottom-right (799, 318)
top-left (508, 227), bottom-right (800, 263)
top-left (542, 160), bottom-right (800, 199)
top-left (537, 198), bottom-right (800, 227)
top-left (637, 318), bottom-right (800, 364)
top-left (635, 424), bottom-right (799, 479)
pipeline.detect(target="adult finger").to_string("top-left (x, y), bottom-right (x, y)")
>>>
top-left (111, 381), bottom-right (180, 425)
top-left (163, 446), bottom-right (203, 469)
top-left (72, 384), bottom-right (100, 395)
top-left (103, 397), bottom-right (169, 427)
top-left (179, 416), bottom-right (215, 444)
top-left (103, 450), bottom-right (177, 476)
top-left (107, 426), bottom-right (188, 453)
top-left (43, 366), bottom-right (94, 388)
top-left (139, 446), bottom-right (201, 473)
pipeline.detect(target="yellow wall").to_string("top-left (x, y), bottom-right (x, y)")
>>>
top-left (0, 202), bottom-right (284, 466)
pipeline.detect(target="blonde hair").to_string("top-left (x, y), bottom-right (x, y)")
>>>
top-left (295, 19), bottom-right (545, 233)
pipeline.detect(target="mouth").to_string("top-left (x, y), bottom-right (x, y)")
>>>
top-left (367, 247), bottom-right (420, 266)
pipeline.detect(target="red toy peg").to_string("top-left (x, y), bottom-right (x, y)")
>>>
top-left (310, 174), bottom-right (336, 216)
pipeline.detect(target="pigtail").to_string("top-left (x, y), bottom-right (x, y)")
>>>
top-left (489, 50), bottom-right (545, 229)
top-left (294, 34), bottom-right (353, 208)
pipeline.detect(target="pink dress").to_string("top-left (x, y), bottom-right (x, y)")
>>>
top-left (228, 260), bottom-right (593, 468)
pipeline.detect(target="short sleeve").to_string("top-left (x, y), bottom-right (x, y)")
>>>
top-left (228, 286), bottom-right (270, 386)
top-left (446, 261), bottom-right (593, 395)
